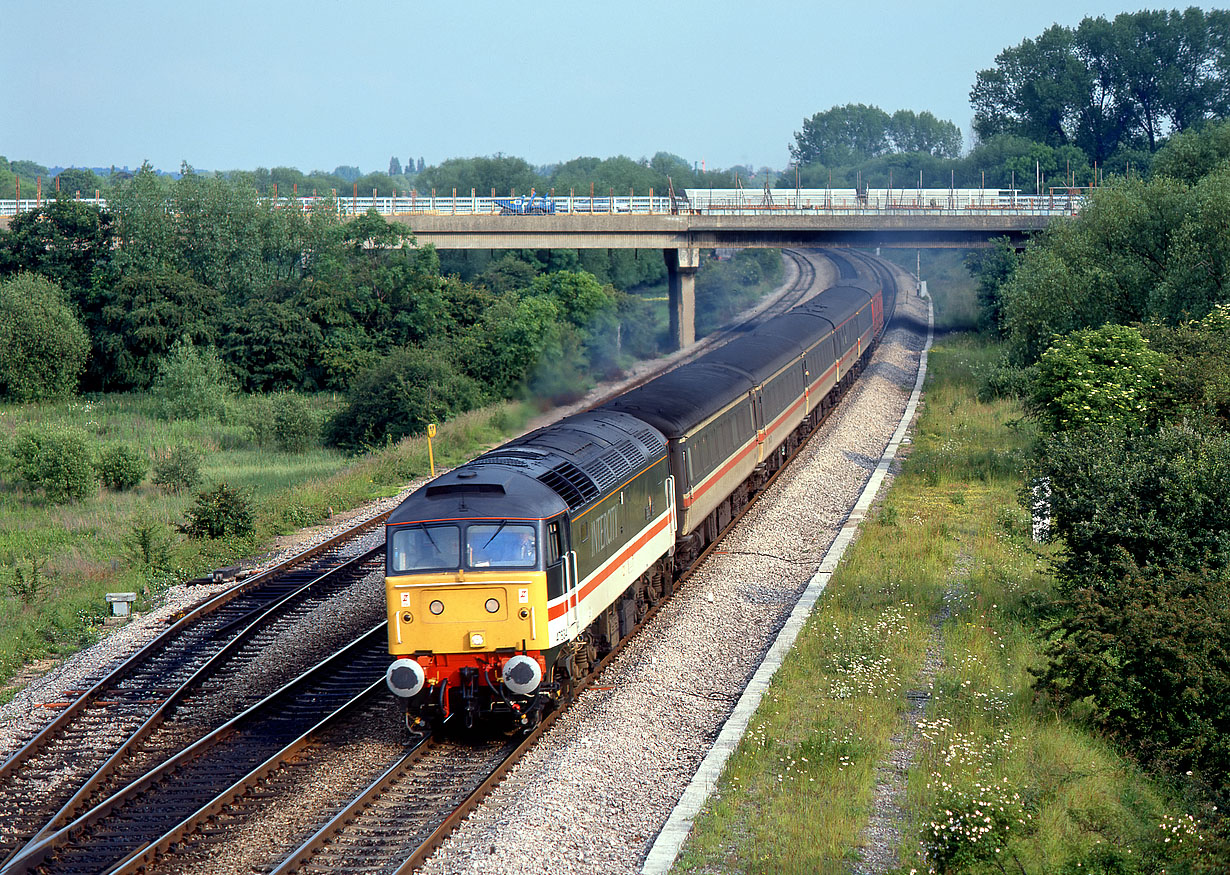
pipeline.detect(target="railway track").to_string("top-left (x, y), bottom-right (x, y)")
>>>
top-left (4, 625), bottom-right (393, 874)
top-left (0, 248), bottom-right (888, 875)
top-left (0, 517), bottom-right (390, 868)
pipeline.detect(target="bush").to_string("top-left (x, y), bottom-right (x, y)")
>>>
top-left (96, 444), bottom-right (147, 491)
top-left (1027, 421), bottom-right (1230, 589)
top-left (123, 512), bottom-right (175, 573)
top-left (271, 394), bottom-right (318, 452)
top-left (150, 336), bottom-right (234, 420)
top-left (9, 425), bottom-right (96, 503)
top-left (1028, 324), bottom-right (1166, 433)
top-left (326, 347), bottom-right (485, 452)
top-left (179, 482), bottom-right (255, 540)
top-left (151, 444), bottom-right (204, 494)
top-left (0, 273), bottom-right (90, 402)
top-left (1033, 560), bottom-right (1230, 797)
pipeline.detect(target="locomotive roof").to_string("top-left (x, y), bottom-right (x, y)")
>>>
top-left (389, 409), bottom-right (667, 521)
top-left (598, 361), bottom-right (756, 438)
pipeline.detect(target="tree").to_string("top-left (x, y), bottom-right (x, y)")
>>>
top-left (0, 199), bottom-right (115, 294)
top-left (972, 12), bottom-right (1230, 161)
top-left (1029, 420), bottom-right (1230, 588)
top-left (389, 156), bottom-right (402, 176)
top-left (150, 336), bottom-right (234, 420)
top-left (0, 274), bottom-right (89, 402)
top-left (1033, 560), bottom-right (1230, 794)
top-left (1151, 119), bottom-right (1230, 184)
top-left (88, 269), bottom-right (223, 389)
top-left (326, 346), bottom-right (485, 451)
top-left (1027, 324), bottom-right (1166, 433)
top-left (53, 168), bottom-right (103, 197)
top-left (791, 104), bottom-right (892, 167)
top-left (887, 110), bottom-right (962, 157)
top-left (963, 237), bottom-right (1020, 336)
top-left (417, 155), bottom-right (544, 196)
top-left (106, 161), bottom-right (179, 276)
top-left (222, 300), bottom-right (322, 392)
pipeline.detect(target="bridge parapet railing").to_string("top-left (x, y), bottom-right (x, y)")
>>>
top-left (0, 190), bottom-right (1081, 218)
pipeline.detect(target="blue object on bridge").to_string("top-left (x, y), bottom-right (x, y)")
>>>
top-left (492, 195), bottom-right (556, 215)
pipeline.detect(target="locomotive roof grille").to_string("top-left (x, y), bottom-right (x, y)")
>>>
top-left (538, 460), bottom-right (600, 511)
top-left (634, 428), bottom-right (667, 455)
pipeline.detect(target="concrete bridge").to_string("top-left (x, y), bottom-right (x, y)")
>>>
top-left (1, 187), bottom-right (1072, 348)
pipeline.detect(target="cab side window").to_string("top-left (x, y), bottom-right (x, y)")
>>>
top-left (546, 521), bottom-right (563, 565)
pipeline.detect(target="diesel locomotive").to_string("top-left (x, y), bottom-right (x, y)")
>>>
top-left (385, 254), bottom-right (896, 731)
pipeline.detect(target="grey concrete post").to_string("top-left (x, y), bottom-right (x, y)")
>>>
top-left (664, 247), bottom-right (699, 349)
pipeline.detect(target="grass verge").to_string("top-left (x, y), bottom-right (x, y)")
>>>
top-left (672, 335), bottom-right (1210, 874)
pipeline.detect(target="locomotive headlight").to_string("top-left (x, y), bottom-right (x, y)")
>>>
top-left (469, 632), bottom-right (485, 648)
top-left (402, 611), bottom-right (413, 624)
top-left (502, 654), bottom-right (542, 696)
top-left (485, 598), bottom-right (500, 613)
top-left (386, 658), bottom-right (425, 698)
top-left (429, 600), bottom-right (444, 615)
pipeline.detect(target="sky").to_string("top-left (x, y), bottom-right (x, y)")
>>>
top-left (2, 0), bottom-right (1214, 175)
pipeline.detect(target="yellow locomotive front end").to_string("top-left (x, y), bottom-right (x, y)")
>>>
top-left (384, 468), bottom-right (573, 731)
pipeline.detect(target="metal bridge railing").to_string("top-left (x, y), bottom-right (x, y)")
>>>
top-left (0, 188), bottom-right (1081, 218)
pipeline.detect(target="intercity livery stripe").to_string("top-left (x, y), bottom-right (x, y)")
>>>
top-left (546, 511), bottom-right (674, 620)
top-left (681, 435), bottom-right (759, 509)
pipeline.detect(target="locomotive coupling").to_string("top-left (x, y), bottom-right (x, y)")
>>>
top-left (501, 654), bottom-right (543, 695)
top-left (386, 658), bottom-right (426, 698)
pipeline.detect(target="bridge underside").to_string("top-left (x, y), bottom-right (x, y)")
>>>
top-left (391, 213), bottom-right (1047, 251)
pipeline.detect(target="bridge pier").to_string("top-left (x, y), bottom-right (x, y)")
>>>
top-left (665, 247), bottom-right (699, 350)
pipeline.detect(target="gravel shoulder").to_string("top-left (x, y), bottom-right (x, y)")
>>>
top-left (417, 271), bottom-right (929, 875)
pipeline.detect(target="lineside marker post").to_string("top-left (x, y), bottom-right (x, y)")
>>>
top-left (426, 423), bottom-right (437, 477)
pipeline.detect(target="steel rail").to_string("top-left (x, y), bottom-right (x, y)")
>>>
top-left (0, 509), bottom-right (391, 782)
top-left (4, 545), bottom-right (386, 865)
top-left (3, 624), bottom-right (392, 875)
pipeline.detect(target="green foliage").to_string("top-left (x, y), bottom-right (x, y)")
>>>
top-left (151, 443), bottom-right (204, 493)
top-left (88, 269), bottom-right (223, 390)
top-left (791, 103), bottom-right (962, 167)
top-left (1028, 325), bottom-right (1166, 432)
top-left (2, 553), bottom-right (52, 603)
top-left (179, 482), bottom-right (255, 540)
top-left (222, 300), bottom-right (322, 392)
top-left (326, 347), bottom-right (485, 452)
top-left (0, 200), bottom-right (115, 293)
top-left (963, 237), bottom-right (1020, 337)
top-left (1033, 561), bottom-right (1230, 799)
top-left (95, 444), bottom-right (147, 491)
top-left (1152, 120), bottom-right (1230, 184)
top-left (1145, 304), bottom-right (1230, 426)
top-left (1028, 421), bottom-right (1230, 589)
top-left (270, 394), bottom-right (318, 452)
top-left (150, 337), bottom-right (234, 420)
top-left (999, 176), bottom-right (1227, 364)
top-left (972, 10), bottom-right (1230, 160)
top-left (0, 273), bottom-right (90, 402)
top-left (8, 425), bottom-right (96, 504)
top-left (123, 511), bottom-right (175, 573)
top-left (922, 779), bottom-right (1034, 873)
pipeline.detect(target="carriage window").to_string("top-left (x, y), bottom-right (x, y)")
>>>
top-left (467, 523), bottom-right (538, 568)
top-left (390, 525), bottom-right (460, 572)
